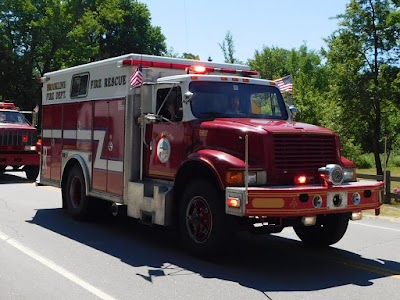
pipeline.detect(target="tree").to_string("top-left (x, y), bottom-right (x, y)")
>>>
top-left (219, 31), bottom-right (242, 64)
top-left (181, 53), bottom-right (200, 60)
top-left (248, 45), bottom-right (331, 126)
top-left (0, 0), bottom-right (167, 109)
top-left (98, 0), bottom-right (166, 59)
top-left (325, 0), bottom-right (400, 175)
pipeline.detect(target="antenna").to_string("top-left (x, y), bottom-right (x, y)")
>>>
top-left (183, 0), bottom-right (189, 52)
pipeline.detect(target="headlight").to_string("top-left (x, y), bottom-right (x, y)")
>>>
top-left (343, 168), bottom-right (356, 182)
top-left (226, 170), bottom-right (267, 186)
top-left (24, 145), bottom-right (37, 151)
top-left (318, 164), bottom-right (344, 185)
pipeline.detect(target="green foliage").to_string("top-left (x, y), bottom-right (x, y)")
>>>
top-left (0, 0), bottom-right (167, 110)
top-left (392, 156), bottom-right (400, 167)
top-left (248, 46), bottom-right (291, 80)
top-left (325, 0), bottom-right (400, 175)
top-left (248, 44), bottom-right (331, 127)
top-left (354, 153), bottom-right (375, 169)
top-left (219, 31), bottom-right (242, 64)
top-left (181, 53), bottom-right (200, 60)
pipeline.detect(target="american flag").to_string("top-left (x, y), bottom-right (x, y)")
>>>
top-left (130, 65), bottom-right (143, 88)
top-left (274, 75), bottom-right (293, 93)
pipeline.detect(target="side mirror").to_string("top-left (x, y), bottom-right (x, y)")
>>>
top-left (138, 113), bottom-right (160, 125)
top-left (289, 105), bottom-right (298, 119)
top-left (183, 91), bottom-right (193, 103)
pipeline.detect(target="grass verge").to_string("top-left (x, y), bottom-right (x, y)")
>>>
top-left (358, 167), bottom-right (400, 221)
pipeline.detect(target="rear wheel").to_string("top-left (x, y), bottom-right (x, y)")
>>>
top-left (179, 180), bottom-right (230, 259)
top-left (25, 165), bottom-right (39, 180)
top-left (294, 213), bottom-right (350, 247)
top-left (63, 165), bottom-right (92, 220)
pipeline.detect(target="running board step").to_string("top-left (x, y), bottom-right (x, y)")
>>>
top-left (126, 181), bottom-right (173, 226)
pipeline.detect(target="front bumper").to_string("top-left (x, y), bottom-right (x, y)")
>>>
top-left (0, 152), bottom-right (40, 167)
top-left (226, 180), bottom-right (384, 217)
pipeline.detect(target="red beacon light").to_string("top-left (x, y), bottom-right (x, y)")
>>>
top-left (294, 175), bottom-right (308, 185)
top-left (186, 65), bottom-right (210, 74)
top-left (192, 65), bottom-right (207, 74)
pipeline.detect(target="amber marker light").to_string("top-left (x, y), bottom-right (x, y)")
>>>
top-left (226, 171), bottom-right (244, 185)
top-left (227, 197), bottom-right (241, 208)
top-left (295, 175), bottom-right (307, 184)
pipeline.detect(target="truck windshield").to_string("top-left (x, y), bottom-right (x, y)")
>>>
top-left (0, 111), bottom-right (29, 125)
top-left (189, 81), bottom-right (288, 120)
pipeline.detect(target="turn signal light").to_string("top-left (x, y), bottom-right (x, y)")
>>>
top-left (226, 171), bottom-right (244, 185)
top-left (227, 197), bottom-right (241, 208)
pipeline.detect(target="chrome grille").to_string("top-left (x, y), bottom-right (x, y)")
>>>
top-left (273, 133), bottom-right (338, 170)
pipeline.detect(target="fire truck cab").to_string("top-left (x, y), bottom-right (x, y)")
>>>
top-left (38, 54), bottom-right (384, 258)
top-left (0, 101), bottom-right (40, 180)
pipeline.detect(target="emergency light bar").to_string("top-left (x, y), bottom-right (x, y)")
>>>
top-left (119, 59), bottom-right (189, 70)
top-left (37, 77), bottom-right (50, 83)
top-left (0, 101), bottom-right (17, 110)
top-left (118, 59), bottom-right (259, 77)
top-left (185, 66), bottom-right (259, 77)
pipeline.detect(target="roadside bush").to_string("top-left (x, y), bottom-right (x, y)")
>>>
top-left (354, 153), bottom-right (374, 169)
top-left (341, 139), bottom-right (363, 164)
top-left (391, 156), bottom-right (400, 167)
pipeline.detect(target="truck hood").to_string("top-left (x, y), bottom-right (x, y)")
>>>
top-left (208, 118), bottom-right (335, 135)
top-left (0, 123), bottom-right (34, 130)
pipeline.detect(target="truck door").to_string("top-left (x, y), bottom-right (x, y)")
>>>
top-left (144, 86), bottom-right (185, 180)
top-left (92, 98), bottom-right (125, 196)
top-left (41, 103), bottom-right (63, 182)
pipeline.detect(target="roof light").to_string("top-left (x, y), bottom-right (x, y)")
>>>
top-left (37, 77), bottom-right (50, 83)
top-left (192, 65), bottom-right (207, 74)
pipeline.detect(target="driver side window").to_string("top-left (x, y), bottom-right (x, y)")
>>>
top-left (156, 87), bottom-right (183, 122)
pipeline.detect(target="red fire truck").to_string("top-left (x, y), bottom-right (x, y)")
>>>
top-left (38, 54), bottom-right (384, 257)
top-left (0, 101), bottom-right (40, 180)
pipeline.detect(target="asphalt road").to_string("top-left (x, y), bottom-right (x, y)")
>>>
top-left (0, 171), bottom-right (399, 300)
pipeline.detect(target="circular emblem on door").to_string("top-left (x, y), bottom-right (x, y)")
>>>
top-left (156, 137), bottom-right (171, 163)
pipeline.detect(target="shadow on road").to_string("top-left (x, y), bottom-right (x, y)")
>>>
top-left (0, 172), bottom-right (35, 184)
top-left (29, 208), bottom-right (400, 295)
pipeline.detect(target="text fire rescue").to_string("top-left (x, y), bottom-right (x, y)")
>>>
top-left (45, 75), bottom-right (126, 100)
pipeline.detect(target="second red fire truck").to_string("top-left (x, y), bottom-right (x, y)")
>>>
top-left (38, 54), bottom-right (384, 257)
top-left (0, 101), bottom-right (40, 180)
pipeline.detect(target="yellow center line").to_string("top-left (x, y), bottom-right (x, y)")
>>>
top-left (328, 255), bottom-right (400, 279)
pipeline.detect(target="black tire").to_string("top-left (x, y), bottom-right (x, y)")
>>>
top-left (25, 165), bottom-right (39, 180)
top-left (294, 213), bottom-right (350, 247)
top-left (179, 180), bottom-right (231, 259)
top-left (63, 165), bottom-right (92, 220)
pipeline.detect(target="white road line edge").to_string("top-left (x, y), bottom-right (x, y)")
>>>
top-left (0, 230), bottom-right (117, 300)
top-left (351, 222), bottom-right (400, 232)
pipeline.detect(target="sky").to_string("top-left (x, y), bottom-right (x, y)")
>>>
top-left (142, 0), bottom-right (350, 64)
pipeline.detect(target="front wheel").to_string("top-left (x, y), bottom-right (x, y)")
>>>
top-left (294, 213), bottom-right (350, 247)
top-left (179, 180), bottom-right (230, 259)
top-left (63, 165), bottom-right (92, 220)
top-left (25, 165), bottom-right (39, 180)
